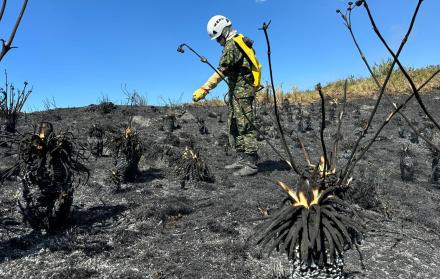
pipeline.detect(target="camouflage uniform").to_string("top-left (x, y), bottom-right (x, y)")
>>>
top-left (219, 37), bottom-right (258, 156)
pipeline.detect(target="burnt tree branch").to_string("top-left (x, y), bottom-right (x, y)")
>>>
top-left (0, 0), bottom-right (6, 23)
top-left (339, 2), bottom-right (440, 154)
top-left (363, 1), bottom-right (440, 131)
top-left (330, 79), bottom-right (347, 172)
top-left (339, 0), bottom-right (424, 184)
top-left (0, 0), bottom-right (28, 62)
top-left (260, 21), bottom-right (303, 177)
top-left (317, 83), bottom-right (329, 178)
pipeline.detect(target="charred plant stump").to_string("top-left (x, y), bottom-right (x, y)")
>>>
top-left (287, 110), bottom-right (294, 123)
top-left (430, 156), bottom-right (440, 185)
top-left (196, 116), bottom-right (209, 135)
top-left (282, 98), bottom-right (291, 114)
top-left (294, 104), bottom-right (303, 121)
top-left (351, 107), bottom-right (361, 119)
top-left (216, 132), bottom-right (230, 156)
top-left (328, 100), bottom-right (337, 122)
top-left (176, 146), bottom-right (215, 188)
top-left (110, 127), bottom-right (144, 191)
top-left (298, 114), bottom-right (312, 133)
top-left (400, 146), bottom-right (415, 182)
top-left (98, 101), bottom-right (117, 114)
top-left (292, 135), bottom-right (302, 149)
top-left (87, 124), bottom-right (104, 157)
top-left (0, 122), bottom-right (89, 232)
top-left (409, 131), bottom-right (419, 144)
top-left (163, 114), bottom-right (176, 133)
top-left (398, 127), bottom-right (408, 139)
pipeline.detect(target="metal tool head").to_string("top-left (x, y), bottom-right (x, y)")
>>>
top-left (177, 44), bottom-right (186, 53)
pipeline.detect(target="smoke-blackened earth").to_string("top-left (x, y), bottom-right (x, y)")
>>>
top-left (1, 91), bottom-right (440, 278)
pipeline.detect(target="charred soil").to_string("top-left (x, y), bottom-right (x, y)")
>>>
top-left (1, 92), bottom-right (440, 278)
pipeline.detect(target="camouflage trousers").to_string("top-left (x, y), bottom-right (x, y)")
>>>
top-left (227, 93), bottom-right (258, 155)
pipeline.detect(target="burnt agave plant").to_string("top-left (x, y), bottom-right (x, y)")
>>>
top-left (257, 179), bottom-right (363, 278)
top-left (87, 124), bottom-right (104, 157)
top-left (176, 146), bottom-right (214, 188)
top-left (110, 126), bottom-right (144, 190)
top-left (0, 122), bottom-right (89, 232)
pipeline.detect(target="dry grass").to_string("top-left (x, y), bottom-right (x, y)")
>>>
top-left (191, 62), bottom-right (440, 106)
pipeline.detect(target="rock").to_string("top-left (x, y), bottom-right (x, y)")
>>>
top-left (102, 147), bottom-right (112, 157)
top-left (131, 115), bottom-right (151, 129)
top-left (179, 111), bottom-right (196, 122)
top-left (360, 105), bottom-right (374, 111)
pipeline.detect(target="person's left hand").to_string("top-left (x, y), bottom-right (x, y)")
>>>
top-left (193, 87), bottom-right (209, 102)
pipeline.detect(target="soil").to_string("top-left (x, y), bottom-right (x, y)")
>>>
top-left (1, 91), bottom-right (440, 279)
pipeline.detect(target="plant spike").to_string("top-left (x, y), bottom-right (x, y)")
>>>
top-left (259, 21), bottom-right (304, 177)
top-left (297, 134), bottom-right (313, 167)
top-left (330, 80), bottom-right (347, 172)
top-left (316, 83), bottom-right (329, 180)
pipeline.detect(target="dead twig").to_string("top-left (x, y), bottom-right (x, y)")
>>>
top-left (259, 21), bottom-right (303, 177)
top-left (0, 0), bottom-right (28, 62)
top-left (297, 135), bottom-right (312, 167)
top-left (362, 0), bottom-right (440, 132)
top-left (316, 83), bottom-right (329, 178)
top-left (339, 0), bottom-right (425, 184)
top-left (0, 1), bottom-right (7, 23)
top-left (339, 3), bottom-right (440, 154)
top-left (330, 80), bottom-right (347, 172)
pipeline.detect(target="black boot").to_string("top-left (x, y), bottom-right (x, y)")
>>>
top-left (225, 152), bottom-right (246, 170)
top-left (233, 153), bottom-right (259, 176)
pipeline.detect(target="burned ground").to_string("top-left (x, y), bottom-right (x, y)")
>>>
top-left (1, 91), bottom-right (440, 278)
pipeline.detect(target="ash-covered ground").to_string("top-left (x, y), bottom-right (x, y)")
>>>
top-left (1, 91), bottom-right (440, 279)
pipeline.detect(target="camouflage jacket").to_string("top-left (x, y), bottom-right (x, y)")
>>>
top-left (219, 35), bottom-right (255, 98)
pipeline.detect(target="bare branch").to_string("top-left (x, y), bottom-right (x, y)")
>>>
top-left (340, 0), bottom-right (424, 183)
top-left (330, 80), bottom-right (347, 172)
top-left (362, 0), bottom-right (440, 132)
top-left (297, 135), bottom-right (312, 167)
top-left (343, 69), bottom-right (440, 181)
top-left (0, 0), bottom-right (7, 23)
top-left (260, 21), bottom-right (304, 177)
top-left (0, 0), bottom-right (28, 61)
top-left (316, 83), bottom-right (329, 177)
top-left (339, 1), bottom-right (440, 156)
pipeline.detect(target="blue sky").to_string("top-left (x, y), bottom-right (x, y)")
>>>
top-left (0, 0), bottom-right (439, 111)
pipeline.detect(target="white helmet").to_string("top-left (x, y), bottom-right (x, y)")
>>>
top-left (207, 15), bottom-right (232, 40)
